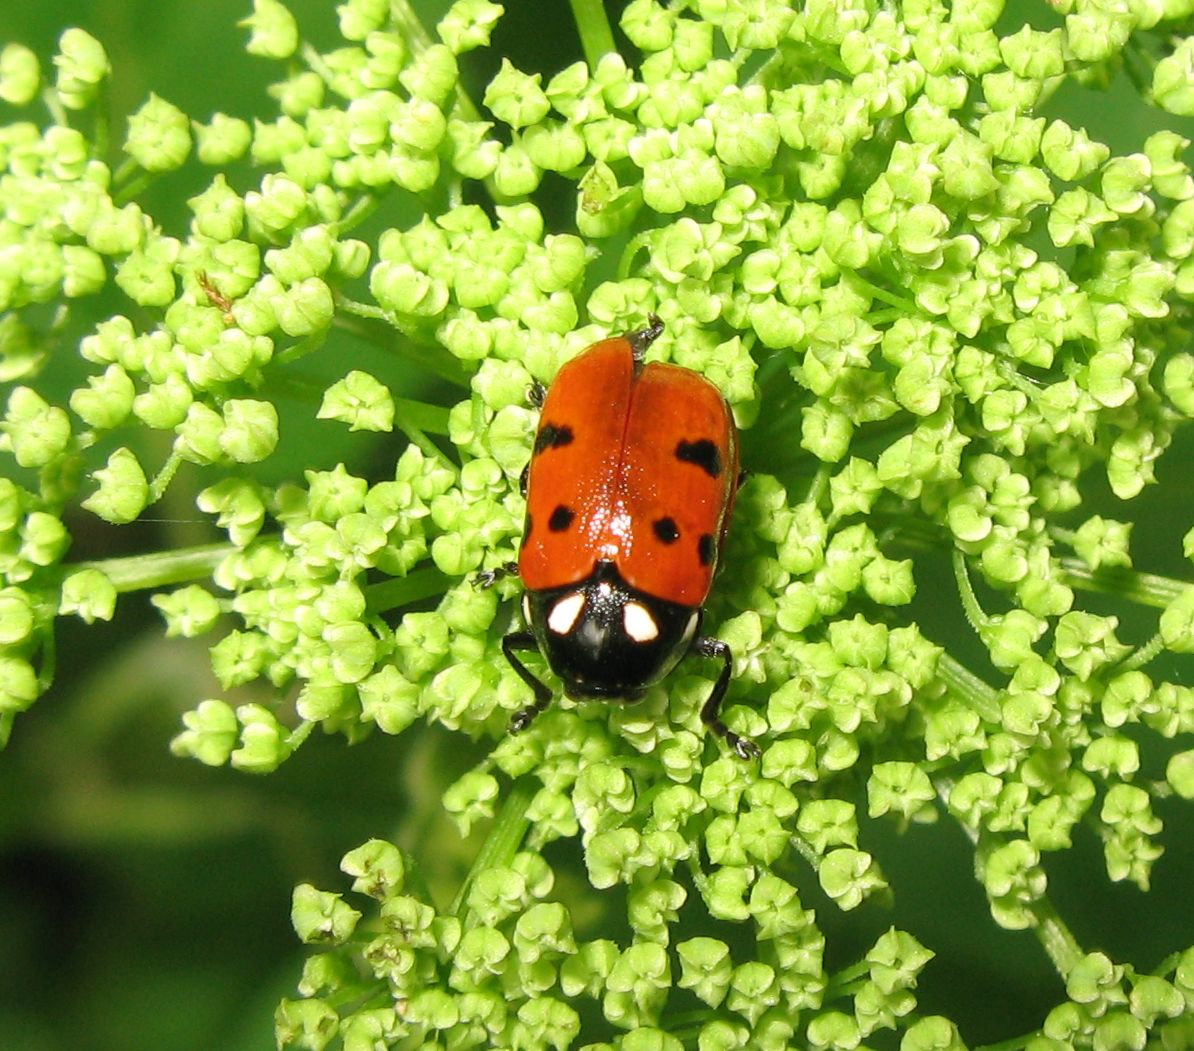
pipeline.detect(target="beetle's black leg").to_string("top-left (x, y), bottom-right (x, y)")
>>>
top-left (519, 462), bottom-right (530, 497)
top-left (693, 635), bottom-right (760, 759)
top-left (472, 562), bottom-right (520, 589)
top-left (528, 381), bottom-right (547, 408)
top-left (502, 631), bottom-right (553, 733)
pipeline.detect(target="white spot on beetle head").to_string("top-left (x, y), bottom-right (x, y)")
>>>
top-left (623, 601), bottom-right (660, 643)
top-left (547, 591), bottom-right (586, 635)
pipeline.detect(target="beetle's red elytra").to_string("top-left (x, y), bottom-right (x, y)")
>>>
top-left (487, 316), bottom-right (758, 759)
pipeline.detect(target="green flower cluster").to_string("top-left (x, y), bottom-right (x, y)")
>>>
top-left (281, 827), bottom-right (954, 1051)
top-left (4, 0), bottom-right (1194, 1046)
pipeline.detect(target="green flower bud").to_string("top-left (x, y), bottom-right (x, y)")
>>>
top-left (291, 882), bottom-right (360, 945)
top-left (114, 235), bottom-right (180, 307)
top-left (69, 364), bottom-right (135, 430)
top-left (124, 93), bottom-right (191, 172)
top-left (437, 0), bottom-right (503, 54)
top-left (817, 847), bottom-right (886, 910)
top-left (4, 386), bottom-right (72, 468)
top-left (0, 656), bottom-right (39, 715)
top-left (133, 372), bottom-right (193, 429)
top-left (152, 584), bottom-right (221, 638)
top-left (53, 28), bottom-right (110, 110)
top-left (1159, 586), bottom-right (1194, 653)
top-left (522, 119), bottom-right (586, 173)
top-left (274, 276), bottom-right (334, 336)
top-left (58, 567), bottom-right (116, 623)
top-left (82, 446), bottom-right (149, 523)
top-left (1153, 38), bottom-right (1194, 117)
top-left (218, 399), bottom-right (278, 463)
top-left (84, 200), bottom-right (146, 256)
top-left (0, 44), bottom-right (40, 106)
top-left (1040, 120), bottom-right (1110, 181)
top-left (241, 0), bottom-right (300, 59)
top-left (232, 702), bottom-right (293, 773)
top-left (194, 114), bottom-right (253, 166)
top-left (317, 370), bottom-right (394, 432)
top-left (170, 699), bottom-right (239, 766)
top-left (245, 174), bottom-right (309, 240)
top-left (485, 59), bottom-right (550, 129)
top-left (391, 97), bottom-right (447, 154)
top-left (60, 244), bottom-right (105, 299)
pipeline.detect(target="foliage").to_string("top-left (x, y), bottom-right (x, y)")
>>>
top-left (3, 0), bottom-right (1194, 1047)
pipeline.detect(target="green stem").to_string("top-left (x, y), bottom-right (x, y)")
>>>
top-left (364, 566), bottom-right (453, 614)
top-left (952, 547), bottom-right (992, 630)
top-left (854, 272), bottom-right (918, 313)
top-left (333, 308), bottom-right (472, 387)
top-left (618, 231), bottom-right (652, 281)
top-left (450, 777), bottom-right (536, 920)
top-left (272, 331), bottom-right (329, 367)
top-left (148, 449), bottom-right (183, 503)
top-left (74, 542), bottom-right (234, 592)
top-left (1057, 558), bottom-right (1186, 609)
top-left (338, 295), bottom-right (392, 324)
top-left (112, 162), bottom-right (154, 207)
top-left (42, 86), bottom-right (69, 129)
top-left (568, 0), bottom-right (617, 68)
top-left (1031, 895), bottom-right (1085, 977)
top-left (971, 1035), bottom-right (1036, 1051)
top-left (935, 650), bottom-right (1003, 724)
top-left (333, 194), bottom-right (379, 236)
top-left (1119, 630), bottom-right (1166, 673)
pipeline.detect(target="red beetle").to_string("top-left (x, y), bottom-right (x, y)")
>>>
top-left (488, 316), bottom-right (758, 759)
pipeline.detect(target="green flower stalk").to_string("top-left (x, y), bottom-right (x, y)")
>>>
top-left (4, 0), bottom-right (1194, 1047)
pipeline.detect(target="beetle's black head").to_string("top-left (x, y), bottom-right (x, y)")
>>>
top-left (523, 561), bottom-right (701, 701)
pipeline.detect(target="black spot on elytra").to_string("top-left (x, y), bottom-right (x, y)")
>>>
top-left (548, 505), bottom-right (575, 532)
top-left (534, 423), bottom-right (574, 455)
top-left (697, 533), bottom-right (716, 567)
top-left (676, 438), bottom-right (722, 478)
top-left (653, 517), bottom-right (680, 544)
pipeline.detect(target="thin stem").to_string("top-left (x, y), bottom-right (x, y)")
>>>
top-left (74, 542), bottom-right (234, 593)
top-left (148, 449), bottom-right (183, 503)
top-left (1119, 630), bottom-right (1166, 673)
top-left (338, 295), bottom-right (392, 324)
top-left (272, 331), bottom-right (329, 367)
top-left (332, 308), bottom-right (472, 387)
top-left (952, 547), bottom-right (992, 631)
top-left (935, 650), bottom-right (1003, 724)
top-left (450, 777), bottom-right (536, 920)
top-left (333, 194), bottom-right (380, 236)
top-left (364, 567), bottom-right (453, 615)
top-left (1032, 895), bottom-right (1085, 977)
top-left (42, 86), bottom-right (69, 129)
top-left (853, 272), bottom-right (918, 313)
top-left (568, 0), bottom-right (617, 69)
top-left (618, 231), bottom-right (652, 281)
top-left (1057, 558), bottom-right (1186, 610)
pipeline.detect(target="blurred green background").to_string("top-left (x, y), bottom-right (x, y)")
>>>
top-left (1, 2), bottom-right (1193, 1049)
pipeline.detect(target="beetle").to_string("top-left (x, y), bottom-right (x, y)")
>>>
top-left (482, 316), bottom-right (759, 759)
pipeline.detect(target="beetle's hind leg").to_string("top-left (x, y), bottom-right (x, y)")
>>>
top-left (693, 635), bottom-right (760, 760)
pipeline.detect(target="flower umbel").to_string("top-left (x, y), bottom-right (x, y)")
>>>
top-left (3, 0), bottom-right (1194, 1047)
